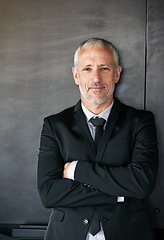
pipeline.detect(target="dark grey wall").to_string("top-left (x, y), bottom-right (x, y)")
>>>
top-left (0, 0), bottom-right (163, 230)
top-left (146, 0), bottom-right (164, 229)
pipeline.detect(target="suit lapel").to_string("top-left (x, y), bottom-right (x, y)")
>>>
top-left (72, 99), bottom-right (122, 163)
top-left (95, 98), bottom-right (122, 163)
top-left (73, 101), bottom-right (97, 161)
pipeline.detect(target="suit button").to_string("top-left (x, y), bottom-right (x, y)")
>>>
top-left (83, 219), bottom-right (89, 225)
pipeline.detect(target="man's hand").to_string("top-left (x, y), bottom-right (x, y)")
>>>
top-left (63, 162), bottom-right (72, 178)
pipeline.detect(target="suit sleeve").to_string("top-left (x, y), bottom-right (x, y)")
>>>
top-left (74, 111), bottom-right (159, 199)
top-left (37, 117), bottom-right (117, 208)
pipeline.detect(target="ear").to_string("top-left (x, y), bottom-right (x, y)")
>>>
top-left (115, 65), bottom-right (122, 83)
top-left (72, 67), bottom-right (79, 85)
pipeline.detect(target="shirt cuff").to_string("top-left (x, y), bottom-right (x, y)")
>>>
top-left (117, 196), bottom-right (124, 202)
top-left (67, 161), bottom-right (78, 180)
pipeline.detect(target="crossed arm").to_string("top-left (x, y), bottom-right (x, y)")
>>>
top-left (38, 112), bottom-right (158, 209)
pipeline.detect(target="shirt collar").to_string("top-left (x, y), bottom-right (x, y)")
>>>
top-left (81, 100), bottom-right (114, 122)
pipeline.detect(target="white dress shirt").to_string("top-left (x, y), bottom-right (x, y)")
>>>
top-left (68, 101), bottom-right (124, 239)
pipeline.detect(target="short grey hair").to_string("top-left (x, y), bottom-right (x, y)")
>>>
top-left (74, 38), bottom-right (120, 68)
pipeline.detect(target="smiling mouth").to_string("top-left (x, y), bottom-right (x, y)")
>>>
top-left (89, 86), bottom-right (105, 92)
top-left (88, 84), bottom-right (105, 91)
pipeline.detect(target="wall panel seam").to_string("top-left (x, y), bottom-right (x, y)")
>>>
top-left (144, 0), bottom-right (148, 110)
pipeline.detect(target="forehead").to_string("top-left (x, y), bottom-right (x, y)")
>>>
top-left (78, 46), bottom-right (114, 65)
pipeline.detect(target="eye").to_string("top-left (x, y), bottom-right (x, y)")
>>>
top-left (83, 67), bottom-right (92, 71)
top-left (101, 67), bottom-right (110, 71)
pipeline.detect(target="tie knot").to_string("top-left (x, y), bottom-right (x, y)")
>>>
top-left (90, 117), bottom-right (106, 127)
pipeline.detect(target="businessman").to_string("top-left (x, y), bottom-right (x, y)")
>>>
top-left (37, 38), bottom-right (158, 240)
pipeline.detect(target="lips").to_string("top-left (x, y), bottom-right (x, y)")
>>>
top-left (88, 84), bottom-right (105, 90)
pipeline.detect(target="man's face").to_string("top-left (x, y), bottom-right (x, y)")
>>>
top-left (72, 46), bottom-right (122, 107)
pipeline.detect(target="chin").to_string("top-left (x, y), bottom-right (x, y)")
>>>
top-left (87, 96), bottom-right (110, 105)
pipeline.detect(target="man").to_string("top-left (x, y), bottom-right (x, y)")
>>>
top-left (37, 38), bottom-right (158, 240)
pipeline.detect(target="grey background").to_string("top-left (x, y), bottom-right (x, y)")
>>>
top-left (0, 0), bottom-right (163, 235)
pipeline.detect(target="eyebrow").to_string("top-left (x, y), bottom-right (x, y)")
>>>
top-left (99, 64), bottom-right (110, 66)
top-left (83, 64), bottom-right (110, 67)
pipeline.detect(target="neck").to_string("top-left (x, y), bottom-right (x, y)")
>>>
top-left (81, 96), bottom-right (113, 115)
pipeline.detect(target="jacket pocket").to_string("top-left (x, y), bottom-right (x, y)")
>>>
top-left (129, 209), bottom-right (150, 223)
top-left (50, 209), bottom-right (65, 222)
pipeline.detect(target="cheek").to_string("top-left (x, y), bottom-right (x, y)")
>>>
top-left (79, 78), bottom-right (88, 88)
top-left (106, 81), bottom-right (115, 92)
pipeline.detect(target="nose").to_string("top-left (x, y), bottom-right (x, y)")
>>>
top-left (92, 69), bottom-right (102, 82)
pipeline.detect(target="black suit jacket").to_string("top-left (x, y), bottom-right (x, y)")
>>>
top-left (37, 98), bottom-right (158, 240)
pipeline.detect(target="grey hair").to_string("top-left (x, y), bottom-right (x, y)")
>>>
top-left (74, 38), bottom-right (120, 68)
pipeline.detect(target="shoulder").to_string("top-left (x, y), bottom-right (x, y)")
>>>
top-left (43, 100), bottom-right (81, 125)
top-left (114, 98), bottom-right (155, 123)
top-left (44, 107), bottom-right (74, 128)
